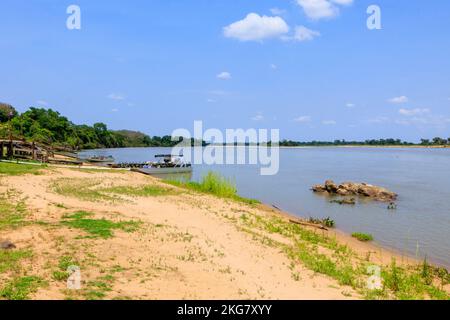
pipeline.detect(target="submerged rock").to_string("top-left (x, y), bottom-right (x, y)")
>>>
top-left (312, 180), bottom-right (397, 202)
top-left (330, 198), bottom-right (356, 205)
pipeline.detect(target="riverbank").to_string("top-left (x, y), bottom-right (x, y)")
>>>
top-left (0, 163), bottom-right (448, 300)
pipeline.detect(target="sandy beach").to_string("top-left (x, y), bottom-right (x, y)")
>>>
top-left (0, 164), bottom-right (448, 300)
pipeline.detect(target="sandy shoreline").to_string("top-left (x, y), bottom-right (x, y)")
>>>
top-left (0, 164), bottom-right (448, 300)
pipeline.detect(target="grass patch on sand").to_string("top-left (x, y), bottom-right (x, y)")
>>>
top-left (165, 171), bottom-right (260, 205)
top-left (52, 256), bottom-right (79, 281)
top-left (0, 194), bottom-right (28, 230)
top-left (352, 233), bottom-right (374, 242)
top-left (102, 185), bottom-right (178, 197)
top-left (0, 250), bottom-right (32, 273)
top-left (237, 212), bottom-right (449, 300)
top-left (52, 178), bottom-right (119, 202)
top-left (0, 162), bottom-right (45, 176)
top-left (61, 211), bottom-right (141, 239)
top-left (0, 276), bottom-right (45, 300)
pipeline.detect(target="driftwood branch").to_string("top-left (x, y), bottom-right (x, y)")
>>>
top-left (289, 219), bottom-right (328, 231)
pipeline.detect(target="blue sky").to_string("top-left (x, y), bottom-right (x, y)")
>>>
top-left (1, 0), bottom-right (449, 142)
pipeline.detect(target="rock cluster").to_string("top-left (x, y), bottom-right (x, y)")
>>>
top-left (312, 180), bottom-right (397, 202)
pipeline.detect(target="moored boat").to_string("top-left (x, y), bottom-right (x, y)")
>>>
top-left (116, 154), bottom-right (192, 175)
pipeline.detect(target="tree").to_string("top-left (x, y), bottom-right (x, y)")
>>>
top-left (0, 102), bottom-right (18, 123)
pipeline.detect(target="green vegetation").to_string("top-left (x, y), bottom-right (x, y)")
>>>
top-left (0, 106), bottom-right (194, 150)
top-left (0, 103), bottom-right (18, 122)
top-left (52, 178), bottom-right (118, 202)
top-left (278, 138), bottom-right (450, 147)
top-left (103, 185), bottom-right (178, 197)
top-left (62, 211), bottom-right (141, 239)
top-left (83, 276), bottom-right (114, 300)
top-left (237, 212), bottom-right (449, 300)
top-left (0, 162), bottom-right (44, 176)
top-left (52, 256), bottom-right (79, 281)
top-left (352, 233), bottom-right (374, 242)
top-left (166, 171), bottom-right (260, 205)
top-left (0, 250), bottom-right (32, 273)
top-left (0, 195), bottom-right (27, 230)
top-left (0, 276), bottom-right (45, 300)
top-left (308, 217), bottom-right (336, 228)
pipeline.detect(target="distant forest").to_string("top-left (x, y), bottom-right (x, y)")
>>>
top-left (0, 102), bottom-right (449, 150)
top-left (0, 103), bottom-right (182, 150)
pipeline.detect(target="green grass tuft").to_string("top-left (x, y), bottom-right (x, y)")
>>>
top-left (0, 250), bottom-right (32, 273)
top-left (352, 233), bottom-right (374, 242)
top-left (62, 211), bottom-right (141, 239)
top-left (102, 185), bottom-right (177, 197)
top-left (0, 196), bottom-right (28, 230)
top-left (0, 162), bottom-right (44, 176)
top-left (0, 276), bottom-right (45, 300)
top-left (166, 171), bottom-right (260, 205)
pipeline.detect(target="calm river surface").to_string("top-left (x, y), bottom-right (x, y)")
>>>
top-left (80, 147), bottom-right (450, 268)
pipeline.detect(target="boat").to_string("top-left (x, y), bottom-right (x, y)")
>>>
top-left (84, 155), bottom-right (115, 163)
top-left (127, 154), bottom-right (192, 175)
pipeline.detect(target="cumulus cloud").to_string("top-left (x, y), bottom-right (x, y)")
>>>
top-left (388, 96), bottom-right (409, 104)
top-left (293, 116), bottom-right (312, 123)
top-left (36, 100), bottom-right (49, 106)
top-left (223, 13), bottom-right (290, 42)
top-left (398, 108), bottom-right (430, 116)
top-left (217, 72), bottom-right (232, 80)
top-left (251, 113), bottom-right (264, 121)
top-left (293, 26), bottom-right (321, 41)
top-left (270, 8), bottom-right (286, 16)
top-left (107, 93), bottom-right (125, 101)
top-left (296, 0), bottom-right (353, 20)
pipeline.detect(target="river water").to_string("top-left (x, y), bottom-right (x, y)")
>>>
top-left (79, 147), bottom-right (450, 268)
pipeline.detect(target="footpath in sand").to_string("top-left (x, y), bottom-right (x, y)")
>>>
top-left (0, 166), bottom-right (448, 300)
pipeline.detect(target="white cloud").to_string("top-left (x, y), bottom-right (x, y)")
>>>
top-left (388, 96), bottom-right (409, 104)
top-left (270, 64), bottom-right (277, 70)
top-left (296, 0), bottom-right (353, 20)
top-left (217, 71), bottom-right (232, 80)
top-left (223, 13), bottom-right (289, 42)
top-left (322, 120), bottom-right (337, 125)
top-left (111, 108), bottom-right (119, 112)
top-left (292, 26), bottom-right (321, 42)
top-left (368, 116), bottom-right (390, 124)
top-left (107, 93), bottom-right (125, 101)
top-left (293, 116), bottom-right (312, 123)
top-left (396, 115), bottom-right (450, 128)
top-left (207, 98), bottom-right (216, 103)
top-left (36, 100), bottom-right (49, 106)
top-left (208, 90), bottom-right (230, 96)
top-left (252, 113), bottom-right (264, 121)
top-left (270, 8), bottom-right (286, 16)
top-left (399, 108), bottom-right (430, 116)
top-left (346, 103), bottom-right (355, 108)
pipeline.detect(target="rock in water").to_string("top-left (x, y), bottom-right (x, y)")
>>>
top-left (312, 180), bottom-right (397, 202)
top-left (0, 240), bottom-right (16, 250)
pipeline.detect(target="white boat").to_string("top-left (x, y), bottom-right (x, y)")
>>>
top-left (132, 154), bottom-right (192, 175)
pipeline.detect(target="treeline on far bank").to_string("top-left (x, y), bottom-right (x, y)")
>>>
top-left (0, 103), bottom-right (184, 150)
top-left (1, 102), bottom-right (449, 150)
